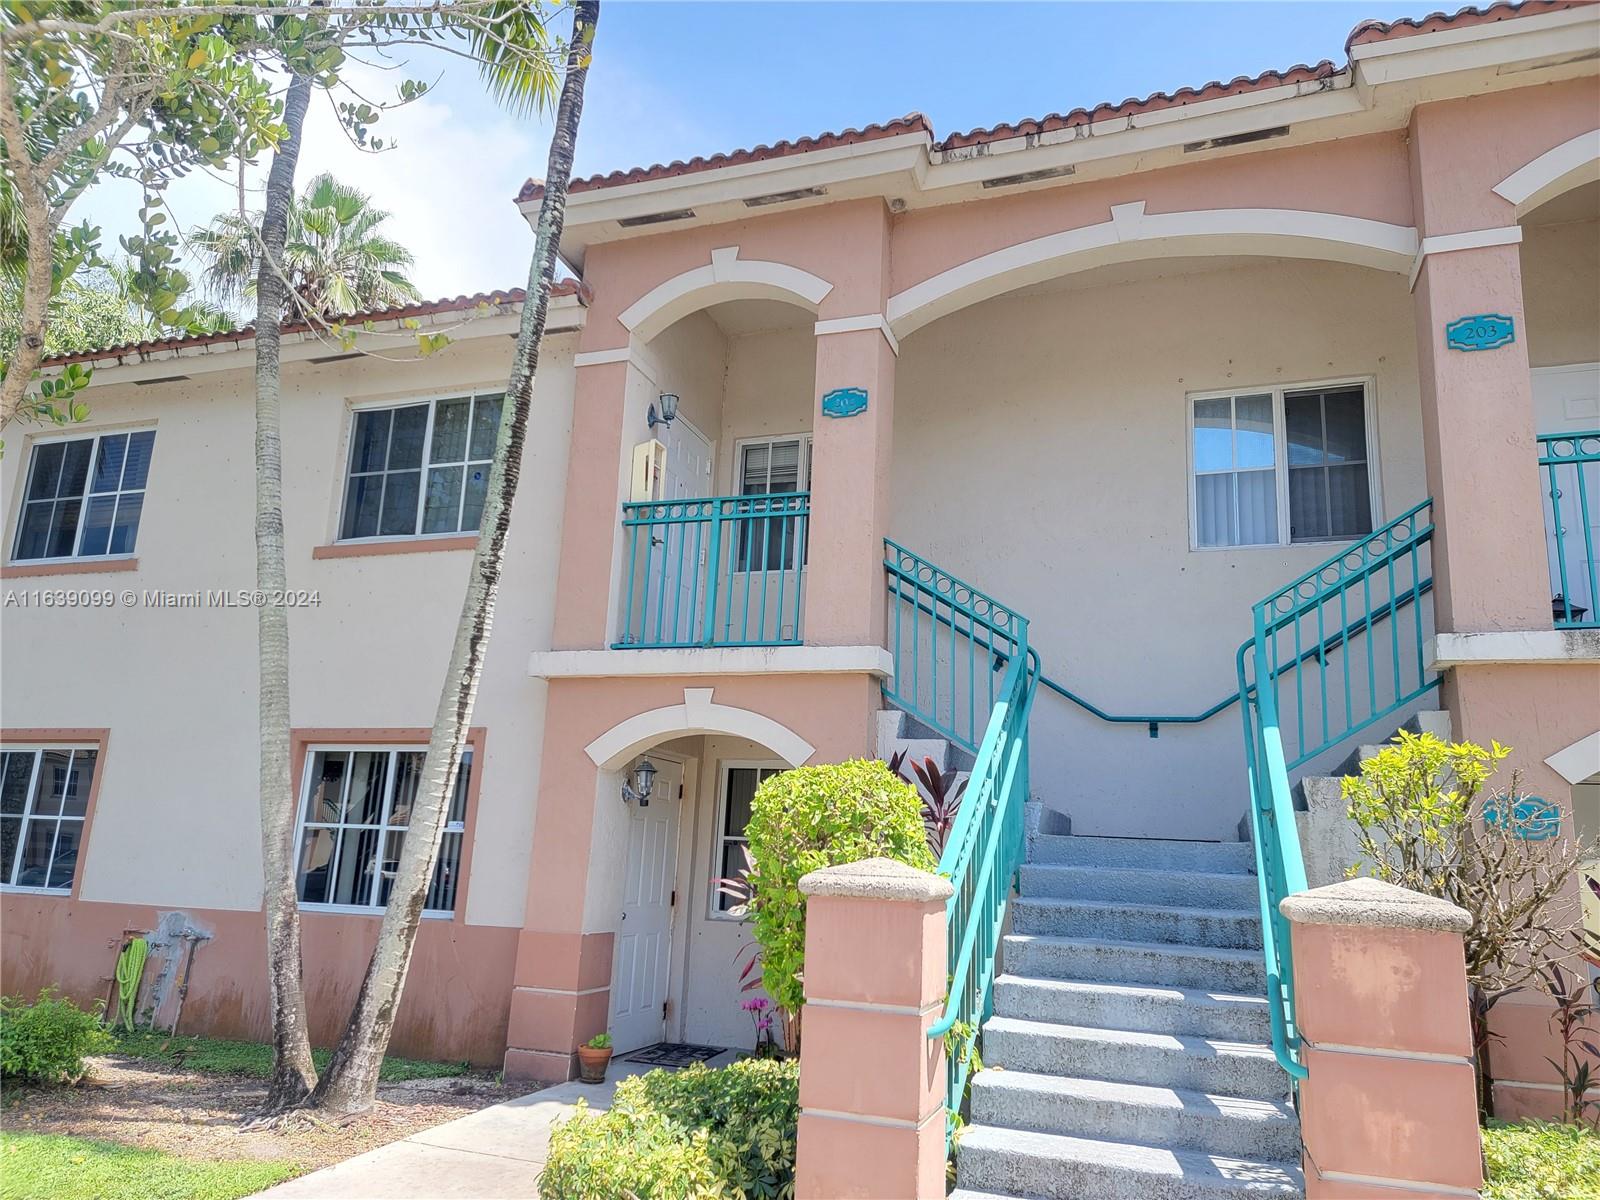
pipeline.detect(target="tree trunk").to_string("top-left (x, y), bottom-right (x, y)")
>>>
top-left (310, 0), bottom-right (599, 1116)
top-left (252, 69), bottom-right (319, 1115)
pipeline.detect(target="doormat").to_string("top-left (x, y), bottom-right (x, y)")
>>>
top-left (622, 1042), bottom-right (725, 1068)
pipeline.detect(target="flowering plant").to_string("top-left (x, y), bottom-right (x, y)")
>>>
top-left (742, 996), bottom-right (778, 1056)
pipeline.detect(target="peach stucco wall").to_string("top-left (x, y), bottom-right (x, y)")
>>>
top-left (2, 895), bottom-right (517, 1064)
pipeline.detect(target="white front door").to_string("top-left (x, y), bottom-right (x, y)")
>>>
top-left (1533, 364), bottom-right (1600, 618)
top-left (607, 757), bottom-right (683, 1053)
top-left (645, 421), bottom-right (713, 643)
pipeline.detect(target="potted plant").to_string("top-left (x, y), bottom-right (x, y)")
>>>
top-left (577, 1032), bottom-right (613, 1083)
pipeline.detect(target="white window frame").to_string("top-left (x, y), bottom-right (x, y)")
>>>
top-left (709, 760), bottom-right (784, 922)
top-left (731, 433), bottom-right (813, 497)
top-left (0, 743), bottom-right (99, 895)
top-left (1186, 376), bottom-right (1382, 552)
top-left (730, 433), bottom-right (812, 576)
top-left (291, 743), bottom-right (472, 919)
top-left (9, 426), bottom-right (157, 565)
top-left (336, 391), bottom-right (505, 544)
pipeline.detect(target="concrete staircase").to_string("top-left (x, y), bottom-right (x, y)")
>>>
top-left (952, 828), bottom-right (1305, 1200)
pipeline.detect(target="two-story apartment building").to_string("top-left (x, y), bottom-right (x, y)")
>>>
top-left (3, 4), bottom-right (1597, 1149)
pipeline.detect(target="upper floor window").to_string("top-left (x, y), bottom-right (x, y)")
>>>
top-left (1, 745), bottom-right (98, 892)
top-left (339, 394), bottom-right (503, 541)
top-left (294, 745), bottom-right (471, 915)
top-left (1190, 382), bottom-right (1376, 550)
top-left (735, 435), bottom-right (811, 572)
top-left (12, 430), bottom-right (155, 562)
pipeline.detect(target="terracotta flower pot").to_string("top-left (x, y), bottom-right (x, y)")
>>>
top-left (576, 1044), bottom-right (612, 1083)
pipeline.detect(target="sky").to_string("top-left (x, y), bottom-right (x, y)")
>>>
top-left (76, 1), bottom-right (1453, 306)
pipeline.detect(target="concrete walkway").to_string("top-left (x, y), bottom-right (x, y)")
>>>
top-left (256, 1051), bottom-right (738, 1199)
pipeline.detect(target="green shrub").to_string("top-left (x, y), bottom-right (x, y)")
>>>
top-left (1483, 1120), bottom-right (1600, 1199)
top-left (0, 990), bottom-right (113, 1085)
top-left (745, 760), bottom-right (935, 1021)
top-left (540, 1059), bottom-right (799, 1200)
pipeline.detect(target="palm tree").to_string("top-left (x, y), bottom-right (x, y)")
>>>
top-left (308, 0), bottom-right (598, 1116)
top-left (193, 173), bottom-right (421, 320)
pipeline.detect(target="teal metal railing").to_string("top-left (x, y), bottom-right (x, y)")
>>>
top-left (613, 492), bottom-right (809, 648)
top-left (883, 540), bottom-right (1028, 754)
top-left (1237, 498), bottom-right (1437, 1078)
top-left (883, 541), bottom-right (1038, 1143)
top-left (1539, 431), bottom-right (1600, 630)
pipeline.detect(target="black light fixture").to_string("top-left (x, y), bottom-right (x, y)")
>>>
top-left (623, 757), bottom-right (658, 807)
top-left (648, 392), bottom-right (679, 432)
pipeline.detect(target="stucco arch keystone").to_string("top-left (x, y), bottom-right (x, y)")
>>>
top-left (885, 206), bottom-right (1420, 338)
top-left (1494, 129), bottom-right (1600, 219)
top-left (584, 687), bottom-right (816, 770)
top-left (617, 247), bottom-right (835, 344)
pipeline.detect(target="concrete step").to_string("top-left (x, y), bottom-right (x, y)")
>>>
top-left (992, 975), bottom-right (1273, 1042)
top-left (1004, 934), bottom-right (1267, 994)
top-left (873, 709), bottom-right (948, 769)
top-left (1019, 863), bottom-right (1259, 909)
top-left (969, 1071), bottom-right (1301, 1160)
top-left (1012, 897), bottom-right (1263, 951)
top-left (982, 1016), bottom-right (1290, 1100)
top-left (956, 1126), bottom-right (1303, 1200)
top-left (1029, 834), bottom-right (1254, 875)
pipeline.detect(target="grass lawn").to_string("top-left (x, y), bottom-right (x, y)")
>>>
top-left (0, 1133), bottom-right (300, 1200)
top-left (1484, 1120), bottom-right (1600, 1200)
top-left (111, 1031), bottom-right (469, 1082)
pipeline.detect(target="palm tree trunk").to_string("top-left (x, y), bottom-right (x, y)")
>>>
top-left (253, 69), bottom-right (319, 1115)
top-left (310, 0), bottom-right (599, 1116)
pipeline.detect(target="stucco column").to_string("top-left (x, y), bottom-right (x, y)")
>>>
top-left (1411, 242), bottom-right (1551, 633)
top-left (795, 858), bottom-right (950, 1200)
top-left (550, 358), bottom-right (631, 650)
top-left (503, 687), bottom-right (614, 1083)
top-left (804, 326), bottom-right (896, 647)
top-left (1281, 878), bottom-right (1482, 1199)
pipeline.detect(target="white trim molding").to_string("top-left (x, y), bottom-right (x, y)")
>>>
top-left (584, 687), bottom-right (815, 770)
top-left (814, 313), bottom-right (899, 356)
top-left (1407, 225), bottom-right (1523, 292)
top-left (531, 644), bottom-right (893, 681)
top-left (572, 346), bottom-right (632, 368)
top-left (885, 202), bottom-right (1419, 338)
top-left (1493, 128), bottom-right (1600, 219)
top-left (1311, 1166), bottom-right (1479, 1198)
top-left (1427, 629), bottom-right (1600, 670)
top-left (617, 246), bottom-right (834, 344)
top-left (1546, 730), bottom-right (1600, 786)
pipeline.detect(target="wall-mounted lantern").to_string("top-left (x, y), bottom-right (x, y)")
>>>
top-left (622, 757), bottom-right (658, 807)
top-left (648, 392), bottom-right (679, 432)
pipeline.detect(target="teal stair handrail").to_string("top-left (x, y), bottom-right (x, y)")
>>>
top-left (883, 540), bottom-right (1028, 754)
top-left (882, 539), bottom-right (1037, 1145)
top-left (1238, 498), bottom-right (1437, 1079)
top-left (1538, 430), bottom-right (1600, 630)
top-left (1035, 580), bottom-right (1432, 736)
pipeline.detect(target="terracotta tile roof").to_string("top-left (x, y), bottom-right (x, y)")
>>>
top-left (42, 282), bottom-right (589, 368)
top-left (1346, 0), bottom-right (1590, 49)
top-left (517, 0), bottom-right (1586, 204)
top-left (516, 114), bottom-right (935, 203)
top-left (936, 61), bottom-right (1341, 151)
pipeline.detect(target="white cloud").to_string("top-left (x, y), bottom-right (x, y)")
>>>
top-left (295, 76), bottom-right (544, 299)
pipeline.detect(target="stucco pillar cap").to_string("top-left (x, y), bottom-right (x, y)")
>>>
top-left (1279, 876), bottom-right (1471, 933)
top-left (799, 857), bottom-right (954, 903)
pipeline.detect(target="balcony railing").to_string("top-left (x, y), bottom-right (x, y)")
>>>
top-left (613, 491), bottom-right (809, 649)
top-left (1539, 431), bottom-right (1600, 629)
